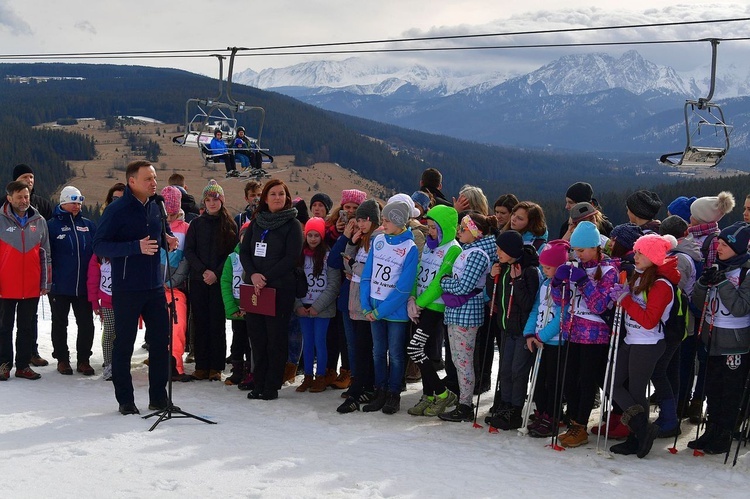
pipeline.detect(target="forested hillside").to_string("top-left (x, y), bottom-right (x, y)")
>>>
top-left (0, 116), bottom-right (95, 197)
top-left (0, 63), bottom-right (671, 198)
top-left (1, 62), bottom-right (747, 223)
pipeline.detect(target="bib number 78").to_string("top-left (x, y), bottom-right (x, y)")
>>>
top-left (375, 263), bottom-right (392, 282)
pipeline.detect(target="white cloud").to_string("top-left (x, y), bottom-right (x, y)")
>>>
top-left (0, 0), bottom-right (32, 36)
top-left (74, 20), bottom-right (96, 35)
top-left (0, 1), bottom-right (747, 77)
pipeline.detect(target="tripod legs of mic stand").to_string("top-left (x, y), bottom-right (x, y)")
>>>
top-left (144, 212), bottom-right (217, 431)
top-left (143, 403), bottom-right (217, 432)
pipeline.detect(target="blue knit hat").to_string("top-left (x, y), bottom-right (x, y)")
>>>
top-left (667, 196), bottom-right (696, 223)
top-left (719, 222), bottom-right (750, 256)
top-left (611, 223), bottom-right (643, 251)
top-left (411, 191), bottom-right (431, 213)
top-left (570, 221), bottom-right (601, 248)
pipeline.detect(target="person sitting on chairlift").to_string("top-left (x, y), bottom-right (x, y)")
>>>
top-left (209, 129), bottom-right (238, 177)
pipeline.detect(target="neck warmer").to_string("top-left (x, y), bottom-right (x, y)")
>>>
top-left (254, 208), bottom-right (298, 231)
top-left (718, 252), bottom-right (750, 271)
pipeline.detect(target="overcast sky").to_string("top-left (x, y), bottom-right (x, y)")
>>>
top-left (1, 1), bottom-right (749, 76)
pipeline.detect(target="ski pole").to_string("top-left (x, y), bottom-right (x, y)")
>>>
top-left (549, 276), bottom-right (575, 452)
top-left (670, 287), bottom-right (712, 454)
top-left (519, 284), bottom-right (553, 436)
top-left (488, 271), bottom-right (512, 433)
top-left (473, 273), bottom-right (500, 429)
top-left (602, 293), bottom-right (625, 456)
top-left (519, 345), bottom-right (543, 436)
top-left (726, 363), bottom-right (750, 465)
top-left (694, 287), bottom-right (719, 457)
top-left (597, 271), bottom-right (628, 455)
top-left (506, 265), bottom-right (517, 320)
top-left (597, 317), bottom-right (618, 454)
top-left (732, 391), bottom-right (750, 466)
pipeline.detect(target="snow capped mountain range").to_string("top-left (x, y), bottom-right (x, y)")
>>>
top-left (235, 50), bottom-right (750, 99)
top-left (233, 51), bottom-right (750, 158)
top-left (235, 58), bottom-right (516, 98)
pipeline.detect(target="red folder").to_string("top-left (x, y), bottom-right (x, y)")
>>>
top-left (239, 284), bottom-right (276, 317)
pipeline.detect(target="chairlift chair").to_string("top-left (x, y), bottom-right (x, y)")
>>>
top-left (173, 48), bottom-right (272, 169)
top-left (659, 39), bottom-right (732, 168)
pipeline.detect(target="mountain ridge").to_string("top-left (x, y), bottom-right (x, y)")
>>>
top-left (234, 50), bottom-right (750, 160)
top-left (235, 50), bottom-right (749, 99)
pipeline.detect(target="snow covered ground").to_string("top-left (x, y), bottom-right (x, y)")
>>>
top-left (2, 304), bottom-right (750, 498)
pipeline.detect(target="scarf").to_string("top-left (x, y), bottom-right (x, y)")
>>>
top-left (254, 208), bottom-right (298, 231)
top-left (426, 223), bottom-right (445, 250)
top-left (717, 252), bottom-right (750, 271)
top-left (688, 222), bottom-right (719, 267)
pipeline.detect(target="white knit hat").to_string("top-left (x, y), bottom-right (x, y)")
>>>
top-left (690, 191), bottom-right (735, 224)
top-left (60, 186), bottom-right (84, 205)
top-left (387, 193), bottom-right (419, 218)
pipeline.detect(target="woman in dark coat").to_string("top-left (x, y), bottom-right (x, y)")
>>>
top-left (184, 180), bottom-right (237, 381)
top-left (240, 179), bottom-right (304, 400)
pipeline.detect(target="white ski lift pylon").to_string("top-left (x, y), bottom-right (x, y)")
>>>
top-left (660, 39), bottom-right (732, 168)
top-left (173, 48), bottom-right (269, 165)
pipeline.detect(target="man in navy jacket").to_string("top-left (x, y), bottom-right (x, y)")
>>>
top-left (47, 186), bottom-right (97, 376)
top-left (93, 161), bottom-right (178, 415)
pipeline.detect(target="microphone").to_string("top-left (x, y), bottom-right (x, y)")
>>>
top-left (152, 194), bottom-right (168, 220)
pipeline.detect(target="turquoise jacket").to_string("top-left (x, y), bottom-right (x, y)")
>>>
top-left (360, 228), bottom-right (419, 322)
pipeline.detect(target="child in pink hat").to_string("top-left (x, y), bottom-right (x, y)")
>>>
top-left (522, 240), bottom-right (570, 437)
top-left (607, 233), bottom-right (679, 458)
top-left (325, 189), bottom-right (367, 247)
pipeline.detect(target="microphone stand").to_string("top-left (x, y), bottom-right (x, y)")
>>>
top-left (143, 196), bottom-right (217, 430)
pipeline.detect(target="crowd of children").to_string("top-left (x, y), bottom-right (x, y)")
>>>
top-left (5, 166), bottom-right (750, 461)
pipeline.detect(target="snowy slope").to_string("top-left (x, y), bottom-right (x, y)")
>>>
top-left (234, 58), bottom-right (514, 97)
top-left (523, 51), bottom-right (692, 96)
top-left (2, 304), bottom-right (750, 497)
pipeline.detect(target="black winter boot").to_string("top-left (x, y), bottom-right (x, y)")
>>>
top-left (610, 433), bottom-right (639, 456)
top-left (224, 362), bottom-right (245, 385)
top-left (688, 423), bottom-right (718, 450)
top-left (491, 406), bottom-right (523, 430)
top-left (363, 389), bottom-right (387, 412)
top-left (439, 403), bottom-right (474, 422)
top-left (623, 405), bottom-right (658, 459)
top-left (704, 428), bottom-right (733, 455)
top-left (382, 392), bottom-right (401, 415)
top-left (485, 401), bottom-right (511, 425)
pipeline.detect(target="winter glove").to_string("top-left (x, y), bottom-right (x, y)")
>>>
top-left (608, 283), bottom-right (630, 304)
top-left (569, 266), bottom-right (589, 286)
top-left (700, 267), bottom-right (726, 286)
top-left (552, 264), bottom-right (571, 288)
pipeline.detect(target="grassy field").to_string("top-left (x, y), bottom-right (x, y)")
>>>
top-left (43, 119), bottom-right (388, 215)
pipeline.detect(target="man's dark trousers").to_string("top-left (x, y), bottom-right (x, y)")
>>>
top-left (112, 288), bottom-right (169, 405)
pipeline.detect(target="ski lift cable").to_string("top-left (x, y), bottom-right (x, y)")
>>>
top-left (0, 48), bottom-right (225, 59)
top-left (234, 37), bottom-right (750, 58)
top-left (233, 16), bottom-right (750, 52)
top-left (1, 16), bottom-right (750, 60)
top-left (2, 36), bottom-right (750, 61)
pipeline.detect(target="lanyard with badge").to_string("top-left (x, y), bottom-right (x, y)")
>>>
top-left (255, 229), bottom-right (269, 257)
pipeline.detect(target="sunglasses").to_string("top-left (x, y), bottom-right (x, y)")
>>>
top-left (68, 195), bottom-right (84, 202)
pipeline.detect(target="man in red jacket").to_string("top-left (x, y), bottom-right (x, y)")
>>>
top-left (13, 163), bottom-right (52, 367)
top-left (0, 181), bottom-right (51, 380)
